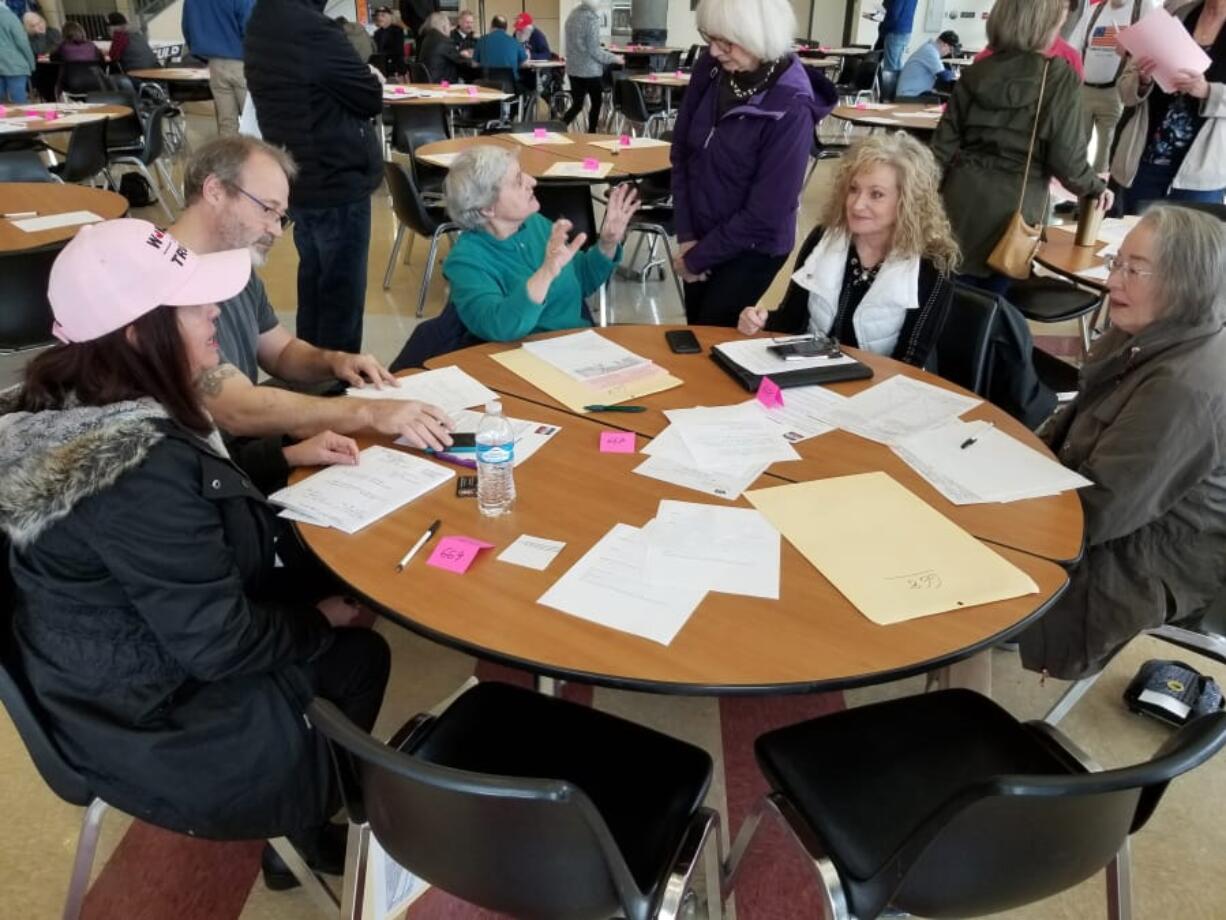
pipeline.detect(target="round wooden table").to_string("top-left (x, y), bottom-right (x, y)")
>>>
top-left (0, 104), bottom-right (132, 137)
top-left (629, 72), bottom-right (689, 111)
top-left (416, 132), bottom-right (671, 180)
top-left (833, 102), bottom-right (945, 133)
top-left (383, 83), bottom-right (511, 107)
top-left (799, 56), bottom-right (840, 70)
top-left (293, 326), bottom-right (1077, 695)
top-left (0, 182), bottom-right (127, 253)
top-left (127, 67), bottom-right (210, 82)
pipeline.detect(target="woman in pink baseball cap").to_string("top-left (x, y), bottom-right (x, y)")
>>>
top-left (0, 219), bottom-right (390, 890)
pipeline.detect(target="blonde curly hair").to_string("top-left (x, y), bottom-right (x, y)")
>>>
top-left (819, 132), bottom-right (960, 276)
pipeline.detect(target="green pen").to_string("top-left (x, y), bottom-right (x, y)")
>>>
top-left (584, 404), bottom-right (648, 413)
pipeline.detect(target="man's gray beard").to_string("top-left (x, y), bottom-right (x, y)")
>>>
top-left (248, 245), bottom-right (268, 268)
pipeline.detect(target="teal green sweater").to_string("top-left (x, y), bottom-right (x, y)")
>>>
top-left (443, 213), bottom-right (621, 342)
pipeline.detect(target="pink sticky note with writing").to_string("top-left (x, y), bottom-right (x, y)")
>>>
top-left (466, 85), bottom-right (479, 96)
top-left (757, 376), bottom-right (785, 409)
top-left (534, 127), bottom-right (548, 138)
top-left (582, 157), bottom-right (600, 171)
top-left (440, 80), bottom-right (451, 88)
top-left (427, 536), bottom-right (495, 574)
top-left (599, 431), bottom-right (636, 454)
top-left (618, 134), bottom-right (632, 146)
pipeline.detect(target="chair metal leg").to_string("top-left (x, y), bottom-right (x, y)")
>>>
top-left (655, 809), bottom-right (723, 920)
top-left (416, 231), bottom-right (444, 318)
top-left (1106, 839), bottom-right (1133, 920)
top-left (404, 231), bottom-right (417, 265)
top-left (383, 223), bottom-right (406, 290)
top-left (598, 283), bottom-right (609, 327)
top-left (61, 798), bottom-right (109, 920)
top-left (156, 158), bottom-right (184, 209)
top-left (341, 822), bottom-right (371, 920)
top-left (1043, 672), bottom-right (1103, 725)
top-left (659, 234), bottom-right (686, 306)
top-left (267, 836), bottom-right (340, 916)
top-left (134, 161), bottom-right (175, 223)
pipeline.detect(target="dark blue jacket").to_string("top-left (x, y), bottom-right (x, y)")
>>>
top-left (182, 0), bottom-right (254, 60)
top-left (881, 0), bottom-right (919, 34)
top-left (524, 27), bottom-right (550, 61)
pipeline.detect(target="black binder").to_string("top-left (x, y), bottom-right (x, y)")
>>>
top-left (710, 346), bottom-right (874, 392)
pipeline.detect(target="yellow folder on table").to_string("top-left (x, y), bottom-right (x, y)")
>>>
top-left (489, 347), bottom-right (683, 413)
top-left (745, 472), bottom-right (1039, 625)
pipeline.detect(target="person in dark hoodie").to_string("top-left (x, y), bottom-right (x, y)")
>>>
top-left (671, 0), bottom-right (837, 327)
top-left (0, 218), bottom-right (390, 892)
top-left (245, 0), bottom-right (384, 355)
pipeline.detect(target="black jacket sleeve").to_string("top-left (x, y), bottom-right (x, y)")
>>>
top-left (318, 20), bottom-right (384, 118)
top-left (765, 224), bottom-right (825, 334)
top-left (84, 438), bottom-right (332, 683)
top-left (891, 260), bottom-right (953, 368)
top-left (225, 434), bottom-right (291, 495)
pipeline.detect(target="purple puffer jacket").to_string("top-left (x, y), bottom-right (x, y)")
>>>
top-left (672, 52), bottom-right (837, 275)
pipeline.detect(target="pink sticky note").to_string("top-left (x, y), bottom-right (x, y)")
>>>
top-left (675, 70), bottom-right (684, 78)
top-left (618, 134), bottom-right (632, 146)
top-left (534, 127), bottom-right (548, 138)
top-left (599, 431), bottom-right (636, 454)
top-left (854, 102), bottom-right (868, 110)
top-left (427, 536), bottom-right (495, 574)
top-left (757, 376), bottom-right (785, 409)
top-left (393, 85), bottom-right (407, 94)
top-left (582, 157), bottom-right (601, 171)
top-left (440, 80), bottom-right (451, 88)
top-left (466, 85), bottom-right (479, 96)
top-left (0, 105), bottom-right (6, 117)
top-left (648, 73), bottom-right (658, 81)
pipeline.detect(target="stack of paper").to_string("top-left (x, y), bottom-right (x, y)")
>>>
top-left (746, 472), bottom-right (1039, 625)
top-left (491, 330), bottom-right (683, 412)
top-left (634, 403), bottom-right (800, 499)
top-left (346, 365), bottom-right (497, 415)
top-left (538, 501), bottom-right (781, 644)
top-left (713, 337), bottom-right (860, 377)
top-left (11, 211), bottom-right (102, 233)
top-left (816, 375), bottom-right (981, 445)
top-left (890, 419), bottom-right (1092, 505)
top-left (753, 385), bottom-right (846, 442)
top-left (270, 445), bottom-right (453, 533)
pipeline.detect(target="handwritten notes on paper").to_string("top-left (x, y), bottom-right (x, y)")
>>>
top-left (745, 472), bottom-right (1038, 625)
top-left (427, 536), bottom-right (495, 574)
top-left (497, 535), bottom-right (566, 571)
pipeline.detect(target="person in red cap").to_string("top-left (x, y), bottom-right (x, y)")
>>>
top-left (0, 218), bottom-right (391, 893)
top-left (513, 11), bottom-right (552, 60)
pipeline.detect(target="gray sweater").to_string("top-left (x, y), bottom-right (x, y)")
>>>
top-left (564, 4), bottom-right (617, 78)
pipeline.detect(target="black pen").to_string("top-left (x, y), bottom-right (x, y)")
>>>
top-left (395, 518), bottom-right (441, 572)
top-left (584, 404), bottom-right (647, 413)
top-left (960, 422), bottom-right (995, 450)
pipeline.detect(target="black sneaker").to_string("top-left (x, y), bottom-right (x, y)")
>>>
top-left (261, 823), bottom-right (348, 891)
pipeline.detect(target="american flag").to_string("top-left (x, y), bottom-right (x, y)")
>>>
top-left (1090, 25), bottom-right (1120, 49)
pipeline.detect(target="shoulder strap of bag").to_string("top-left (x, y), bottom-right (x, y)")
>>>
top-left (1016, 59), bottom-right (1051, 213)
top-left (1083, 0), bottom-right (1111, 57)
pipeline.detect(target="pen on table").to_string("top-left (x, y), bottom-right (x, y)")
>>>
top-left (584, 404), bottom-right (647, 413)
top-left (959, 422), bottom-right (996, 450)
top-left (395, 518), bottom-right (441, 572)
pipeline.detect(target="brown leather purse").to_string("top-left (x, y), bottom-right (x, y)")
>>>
top-left (986, 59), bottom-right (1051, 280)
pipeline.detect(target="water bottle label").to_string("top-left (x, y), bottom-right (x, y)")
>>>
top-left (477, 442), bottom-right (514, 464)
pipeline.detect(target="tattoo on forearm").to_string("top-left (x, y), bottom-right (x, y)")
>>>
top-left (195, 363), bottom-right (240, 397)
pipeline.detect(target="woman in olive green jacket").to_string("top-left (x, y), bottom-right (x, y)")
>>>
top-left (931, 0), bottom-right (1107, 291)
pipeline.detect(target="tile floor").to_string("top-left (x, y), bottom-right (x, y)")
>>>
top-left (3, 107), bottom-right (1225, 920)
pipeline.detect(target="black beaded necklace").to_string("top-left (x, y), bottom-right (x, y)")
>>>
top-left (727, 59), bottom-right (780, 100)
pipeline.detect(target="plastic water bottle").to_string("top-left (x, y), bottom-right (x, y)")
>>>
top-left (476, 400), bottom-right (516, 517)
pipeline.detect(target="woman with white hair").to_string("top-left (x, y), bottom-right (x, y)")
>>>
top-left (417, 11), bottom-right (467, 84)
top-left (671, 0), bottom-right (837, 327)
top-left (441, 146), bottom-right (640, 342)
top-left (1019, 205), bottom-right (1226, 679)
top-left (562, 0), bottom-right (624, 132)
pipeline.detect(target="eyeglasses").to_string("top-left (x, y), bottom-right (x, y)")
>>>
top-left (1103, 254), bottom-right (1154, 282)
top-left (227, 182), bottom-right (292, 229)
top-left (698, 30), bottom-right (733, 52)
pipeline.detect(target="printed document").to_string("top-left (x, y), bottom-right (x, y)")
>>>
top-left (820, 375), bottom-right (981, 444)
top-left (347, 365), bottom-right (496, 414)
top-left (641, 501), bottom-right (780, 599)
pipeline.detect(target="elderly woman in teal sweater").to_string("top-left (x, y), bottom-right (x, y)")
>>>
top-left (441, 146), bottom-right (640, 342)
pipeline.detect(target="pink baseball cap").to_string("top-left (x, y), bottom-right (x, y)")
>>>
top-left (48, 219), bottom-right (252, 344)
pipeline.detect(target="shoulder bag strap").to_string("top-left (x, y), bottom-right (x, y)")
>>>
top-left (1016, 59), bottom-right (1051, 214)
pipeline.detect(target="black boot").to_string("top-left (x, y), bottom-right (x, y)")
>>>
top-left (261, 823), bottom-right (348, 891)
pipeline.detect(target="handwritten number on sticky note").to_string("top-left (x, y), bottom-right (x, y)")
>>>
top-left (600, 431), bottom-right (635, 453)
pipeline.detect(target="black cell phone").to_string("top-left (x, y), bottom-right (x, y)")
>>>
top-left (665, 329), bottom-right (702, 354)
top-left (455, 475), bottom-right (478, 498)
top-left (450, 432), bottom-right (476, 449)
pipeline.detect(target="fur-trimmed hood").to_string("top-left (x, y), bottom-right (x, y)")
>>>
top-left (0, 391), bottom-right (172, 546)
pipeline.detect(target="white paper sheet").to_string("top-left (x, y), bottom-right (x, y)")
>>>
top-left (667, 404), bottom-right (801, 468)
top-left (1117, 7), bottom-right (1213, 93)
top-left (542, 160), bottom-right (614, 179)
top-left (641, 501), bottom-right (780, 599)
top-left (347, 365), bottom-right (496, 414)
top-left (11, 210), bottom-right (103, 232)
top-left (418, 151), bottom-right (459, 167)
top-left (821, 375), bottom-right (981, 445)
top-left (713, 337), bottom-right (859, 376)
top-left (268, 445), bottom-right (453, 534)
top-left (505, 131), bottom-right (573, 145)
top-left (366, 832), bottom-right (429, 920)
top-left (497, 534), bottom-right (567, 570)
top-left (633, 455), bottom-right (767, 500)
top-left (749, 385), bottom-right (847, 442)
top-left (522, 329), bottom-right (653, 383)
top-left (587, 137), bottom-right (672, 150)
top-left (890, 419), bottom-right (1093, 505)
top-left (538, 523), bottom-right (706, 645)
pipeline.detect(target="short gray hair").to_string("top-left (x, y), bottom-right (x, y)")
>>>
top-left (183, 135), bottom-right (297, 205)
top-left (1141, 205), bottom-right (1226, 326)
top-left (444, 145), bottom-right (518, 230)
top-left (986, 0), bottom-right (1065, 54)
top-left (696, 0), bottom-right (796, 63)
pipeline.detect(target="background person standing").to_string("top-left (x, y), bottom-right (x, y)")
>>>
top-left (0, 4), bottom-right (33, 103)
top-left (183, 0), bottom-right (255, 137)
top-left (880, 0), bottom-right (919, 71)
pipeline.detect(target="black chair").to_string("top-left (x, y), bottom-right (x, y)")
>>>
top-left (483, 119), bottom-right (568, 135)
top-left (48, 117), bottom-right (111, 187)
top-left (479, 67), bottom-right (522, 121)
top-left (534, 182), bottom-right (612, 324)
top-left (0, 244), bottom-right (61, 352)
top-left (834, 51), bottom-right (881, 106)
top-left (389, 301), bottom-right (485, 371)
top-left (56, 62), bottom-right (110, 99)
top-left (0, 539), bottom-right (336, 920)
top-left (382, 161), bottom-right (459, 317)
top-left (934, 281), bottom-right (1001, 397)
top-left (84, 90), bottom-right (145, 154)
top-left (614, 77), bottom-right (667, 137)
top-left (309, 680), bottom-right (723, 920)
top-left (1007, 275), bottom-right (1104, 354)
top-left (450, 80), bottom-right (513, 134)
top-left (106, 104), bottom-right (183, 222)
top-left (0, 150), bottom-right (55, 182)
top-left (682, 45), bottom-right (702, 70)
top-left (728, 688), bottom-right (1226, 920)
top-left (406, 62), bottom-right (431, 84)
top-left (878, 68), bottom-right (899, 103)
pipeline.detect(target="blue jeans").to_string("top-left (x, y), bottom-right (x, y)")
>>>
top-left (882, 33), bottom-right (911, 72)
top-left (0, 74), bottom-right (29, 103)
top-left (289, 197), bottom-right (372, 354)
top-left (1120, 158), bottom-right (1226, 215)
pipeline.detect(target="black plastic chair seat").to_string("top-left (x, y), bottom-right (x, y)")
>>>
top-left (1008, 276), bottom-right (1102, 323)
top-left (409, 681), bottom-right (712, 894)
top-left (756, 690), bottom-right (1078, 885)
top-left (0, 150), bottom-right (55, 182)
